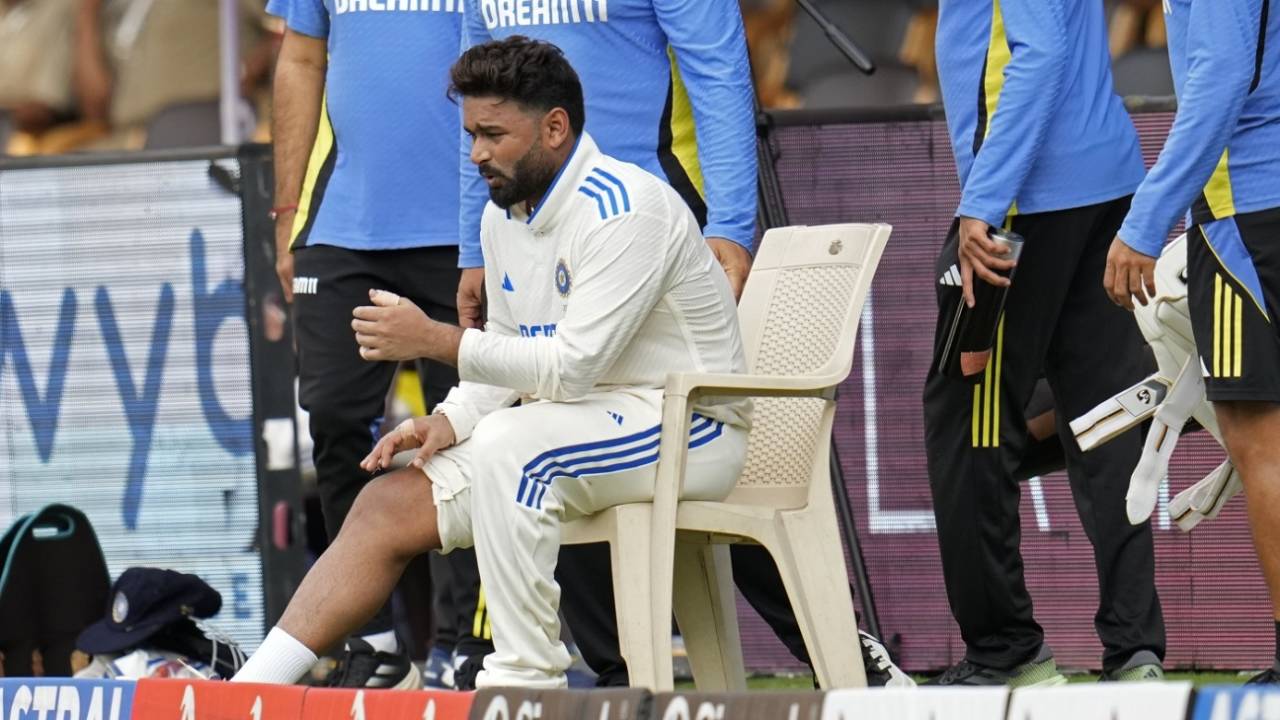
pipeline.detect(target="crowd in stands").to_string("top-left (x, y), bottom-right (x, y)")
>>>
top-left (0, 0), bottom-right (1177, 157)
top-left (0, 0), bottom-right (275, 155)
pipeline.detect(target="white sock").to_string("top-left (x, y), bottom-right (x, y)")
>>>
top-left (231, 627), bottom-right (318, 684)
top-left (359, 629), bottom-right (399, 655)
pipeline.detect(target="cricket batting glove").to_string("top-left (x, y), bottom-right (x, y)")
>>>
top-left (1071, 234), bottom-right (1239, 528)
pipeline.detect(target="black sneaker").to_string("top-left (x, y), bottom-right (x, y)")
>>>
top-left (327, 638), bottom-right (421, 689)
top-left (859, 631), bottom-right (914, 687)
top-left (452, 653), bottom-right (484, 691)
top-left (1098, 650), bottom-right (1164, 682)
top-left (926, 659), bottom-right (1008, 686)
top-left (926, 646), bottom-right (1066, 687)
top-left (1247, 661), bottom-right (1280, 684)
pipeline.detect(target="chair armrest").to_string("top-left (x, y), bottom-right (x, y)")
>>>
top-left (644, 370), bottom-right (840, 643)
top-left (664, 371), bottom-right (839, 401)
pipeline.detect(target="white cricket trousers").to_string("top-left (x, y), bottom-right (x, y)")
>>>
top-left (421, 387), bottom-right (747, 688)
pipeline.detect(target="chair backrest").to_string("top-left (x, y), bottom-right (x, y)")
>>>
top-left (726, 224), bottom-right (891, 507)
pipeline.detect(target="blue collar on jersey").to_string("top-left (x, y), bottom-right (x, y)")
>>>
top-left (525, 135), bottom-right (583, 225)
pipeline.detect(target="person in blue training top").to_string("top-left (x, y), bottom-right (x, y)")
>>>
top-left (923, 0), bottom-right (1166, 685)
top-left (454, 0), bottom-right (757, 324)
top-left (1105, 0), bottom-right (1280, 684)
top-left (452, 1), bottom-right (913, 688)
top-left (266, 0), bottom-right (491, 689)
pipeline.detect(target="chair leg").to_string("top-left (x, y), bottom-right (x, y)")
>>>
top-left (607, 504), bottom-right (675, 690)
top-left (772, 510), bottom-right (867, 689)
top-left (672, 540), bottom-right (746, 691)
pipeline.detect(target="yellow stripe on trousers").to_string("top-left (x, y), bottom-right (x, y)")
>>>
top-left (972, 384), bottom-right (982, 448)
top-left (971, 315), bottom-right (1006, 448)
top-left (1214, 275), bottom-right (1245, 379)
top-left (1234, 292), bottom-right (1243, 377)
top-left (473, 585), bottom-right (487, 639)
top-left (1224, 285), bottom-right (1234, 377)
top-left (1214, 274), bottom-right (1223, 377)
top-left (992, 317), bottom-right (1004, 445)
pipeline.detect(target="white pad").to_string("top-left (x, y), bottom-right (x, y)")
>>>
top-left (1070, 374), bottom-right (1170, 452)
top-left (1169, 459), bottom-right (1243, 532)
top-left (1127, 355), bottom-right (1204, 524)
top-left (1069, 234), bottom-right (1237, 530)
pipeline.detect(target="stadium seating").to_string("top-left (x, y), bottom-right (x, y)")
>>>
top-left (0, 110), bottom-right (11, 154)
top-left (1111, 46), bottom-right (1176, 98)
top-left (561, 224), bottom-right (892, 691)
top-left (786, 0), bottom-right (922, 108)
top-left (142, 101), bottom-right (227, 150)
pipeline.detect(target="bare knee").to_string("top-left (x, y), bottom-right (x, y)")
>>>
top-left (343, 468), bottom-right (442, 559)
top-left (1216, 400), bottom-right (1280, 469)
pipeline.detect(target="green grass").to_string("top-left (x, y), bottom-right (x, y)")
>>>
top-left (676, 671), bottom-right (1253, 691)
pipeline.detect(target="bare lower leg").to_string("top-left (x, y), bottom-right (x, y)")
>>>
top-left (277, 468), bottom-right (443, 652)
top-left (1217, 401), bottom-right (1280, 620)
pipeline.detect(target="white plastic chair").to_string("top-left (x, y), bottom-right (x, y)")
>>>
top-left (561, 223), bottom-right (892, 691)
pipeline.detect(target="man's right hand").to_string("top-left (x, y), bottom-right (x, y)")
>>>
top-left (361, 414), bottom-right (457, 472)
top-left (457, 267), bottom-right (485, 329)
top-left (276, 220), bottom-right (295, 303)
top-left (957, 216), bottom-right (1015, 308)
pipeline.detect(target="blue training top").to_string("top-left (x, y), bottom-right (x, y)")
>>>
top-left (267, 0), bottom-right (464, 252)
top-left (935, 0), bottom-right (1145, 226)
top-left (457, 0), bottom-right (758, 268)
top-left (1119, 0), bottom-right (1280, 257)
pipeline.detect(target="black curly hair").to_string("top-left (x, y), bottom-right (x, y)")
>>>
top-left (448, 36), bottom-right (586, 134)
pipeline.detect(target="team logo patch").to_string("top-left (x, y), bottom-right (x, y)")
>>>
top-left (555, 259), bottom-right (572, 297)
top-left (112, 591), bottom-right (129, 624)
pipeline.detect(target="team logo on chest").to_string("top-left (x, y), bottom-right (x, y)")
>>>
top-left (555, 259), bottom-right (572, 297)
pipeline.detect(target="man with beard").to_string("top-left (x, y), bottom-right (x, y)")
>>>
top-left (231, 36), bottom-right (751, 690)
top-left (267, 0), bottom-right (492, 688)
top-left (456, 1), bottom-right (912, 688)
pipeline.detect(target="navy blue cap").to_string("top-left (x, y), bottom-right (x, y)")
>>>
top-left (76, 567), bottom-right (222, 654)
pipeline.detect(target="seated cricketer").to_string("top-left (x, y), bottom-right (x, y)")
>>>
top-left (232, 36), bottom-right (751, 689)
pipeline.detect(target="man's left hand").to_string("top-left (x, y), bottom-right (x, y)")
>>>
top-left (707, 237), bottom-right (752, 301)
top-left (1103, 238), bottom-right (1157, 311)
top-left (352, 289), bottom-right (436, 362)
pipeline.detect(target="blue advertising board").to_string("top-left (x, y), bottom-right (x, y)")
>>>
top-left (0, 679), bottom-right (134, 720)
top-left (0, 158), bottom-right (262, 649)
top-left (1192, 685), bottom-right (1280, 720)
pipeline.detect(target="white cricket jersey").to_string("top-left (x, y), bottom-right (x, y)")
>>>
top-left (435, 132), bottom-right (750, 442)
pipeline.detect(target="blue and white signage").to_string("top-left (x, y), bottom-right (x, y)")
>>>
top-left (0, 679), bottom-right (134, 720)
top-left (1193, 685), bottom-right (1280, 720)
top-left (0, 159), bottom-right (262, 649)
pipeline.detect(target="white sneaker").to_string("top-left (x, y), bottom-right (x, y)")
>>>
top-left (859, 631), bottom-right (915, 688)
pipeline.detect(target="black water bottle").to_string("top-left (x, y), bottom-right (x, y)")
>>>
top-left (938, 228), bottom-right (1024, 382)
